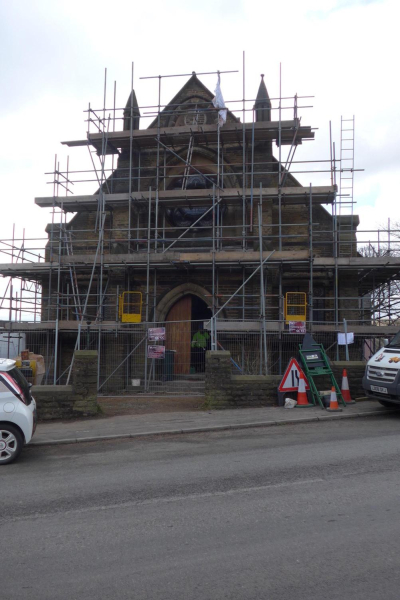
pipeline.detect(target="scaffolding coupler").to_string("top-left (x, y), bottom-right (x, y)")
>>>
top-left (299, 334), bottom-right (345, 409)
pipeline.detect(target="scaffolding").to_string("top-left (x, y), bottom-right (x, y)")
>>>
top-left (0, 60), bottom-right (399, 393)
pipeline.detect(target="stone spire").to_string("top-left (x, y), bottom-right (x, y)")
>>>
top-left (254, 74), bottom-right (271, 122)
top-left (123, 89), bottom-right (140, 131)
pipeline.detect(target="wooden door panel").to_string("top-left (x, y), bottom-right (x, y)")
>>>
top-left (166, 295), bottom-right (192, 375)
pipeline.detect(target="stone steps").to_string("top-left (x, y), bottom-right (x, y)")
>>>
top-left (127, 377), bottom-right (205, 396)
top-left (151, 379), bottom-right (205, 395)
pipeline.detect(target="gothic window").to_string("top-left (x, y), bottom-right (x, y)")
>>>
top-left (166, 174), bottom-right (225, 229)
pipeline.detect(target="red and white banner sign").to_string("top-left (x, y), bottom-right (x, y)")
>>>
top-left (288, 321), bottom-right (306, 334)
top-left (278, 358), bottom-right (309, 392)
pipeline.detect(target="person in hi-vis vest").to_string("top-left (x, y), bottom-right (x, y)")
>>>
top-left (191, 326), bottom-right (210, 372)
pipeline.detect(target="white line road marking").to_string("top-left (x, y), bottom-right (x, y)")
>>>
top-left (1, 478), bottom-right (325, 525)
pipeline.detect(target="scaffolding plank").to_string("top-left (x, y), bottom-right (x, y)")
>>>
top-left (0, 250), bottom-right (311, 277)
top-left (35, 186), bottom-right (337, 212)
top-left (2, 252), bottom-right (400, 278)
top-left (3, 251), bottom-right (400, 277)
top-left (61, 120), bottom-right (314, 154)
top-left (2, 320), bottom-right (398, 335)
top-left (314, 257), bottom-right (400, 268)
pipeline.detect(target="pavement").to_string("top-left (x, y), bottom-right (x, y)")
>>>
top-left (31, 399), bottom-right (396, 446)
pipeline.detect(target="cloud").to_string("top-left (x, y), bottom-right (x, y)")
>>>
top-left (308, 0), bottom-right (384, 18)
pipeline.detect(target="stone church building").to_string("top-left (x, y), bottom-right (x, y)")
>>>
top-left (3, 70), bottom-right (380, 392)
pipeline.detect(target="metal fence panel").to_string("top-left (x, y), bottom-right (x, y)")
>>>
top-left (0, 320), bottom-right (392, 396)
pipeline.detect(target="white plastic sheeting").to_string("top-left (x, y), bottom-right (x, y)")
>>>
top-left (212, 74), bottom-right (227, 127)
top-left (284, 397), bottom-right (297, 409)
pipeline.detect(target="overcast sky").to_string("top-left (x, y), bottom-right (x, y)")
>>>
top-left (0, 0), bottom-right (397, 252)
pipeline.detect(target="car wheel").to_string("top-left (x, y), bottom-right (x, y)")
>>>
top-left (379, 400), bottom-right (400, 409)
top-left (0, 424), bottom-right (24, 465)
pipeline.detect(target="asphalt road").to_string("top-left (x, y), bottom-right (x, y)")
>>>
top-left (2, 415), bottom-right (400, 600)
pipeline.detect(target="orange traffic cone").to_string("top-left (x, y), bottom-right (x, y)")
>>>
top-left (326, 386), bottom-right (342, 412)
top-left (341, 369), bottom-right (355, 404)
top-left (296, 371), bottom-right (312, 407)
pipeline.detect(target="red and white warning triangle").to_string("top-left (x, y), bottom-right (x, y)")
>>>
top-left (278, 358), bottom-right (310, 392)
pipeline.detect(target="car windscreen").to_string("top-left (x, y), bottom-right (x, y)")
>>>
top-left (387, 331), bottom-right (400, 349)
top-left (7, 367), bottom-right (31, 405)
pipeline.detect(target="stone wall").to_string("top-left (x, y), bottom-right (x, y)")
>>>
top-left (205, 350), bottom-right (281, 408)
top-left (331, 361), bottom-right (367, 399)
top-left (32, 350), bottom-right (100, 421)
top-left (205, 350), bottom-right (367, 408)
top-left (302, 361), bottom-right (366, 400)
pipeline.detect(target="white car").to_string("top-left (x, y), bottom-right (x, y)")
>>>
top-left (0, 358), bottom-right (36, 464)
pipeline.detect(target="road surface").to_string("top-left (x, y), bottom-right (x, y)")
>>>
top-left (2, 415), bottom-right (400, 599)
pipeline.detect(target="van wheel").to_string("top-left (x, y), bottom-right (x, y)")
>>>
top-left (0, 425), bottom-right (23, 465)
top-left (379, 400), bottom-right (400, 409)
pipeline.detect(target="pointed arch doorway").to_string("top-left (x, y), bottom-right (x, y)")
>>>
top-left (165, 294), bottom-right (212, 375)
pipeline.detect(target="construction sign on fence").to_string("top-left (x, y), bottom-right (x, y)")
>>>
top-left (148, 327), bottom-right (166, 341)
top-left (147, 345), bottom-right (165, 359)
top-left (278, 357), bottom-right (310, 392)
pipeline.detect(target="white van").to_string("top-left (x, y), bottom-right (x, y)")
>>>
top-left (0, 358), bottom-right (37, 464)
top-left (362, 332), bottom-right (400, 408)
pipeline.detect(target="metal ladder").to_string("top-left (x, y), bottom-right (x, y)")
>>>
top-left (299, 341), bottom-right (345, 408)
top-left (181, 135), bottom-right (195, 190)
top-left (181, 105), bottom-right (200, 190)
top-left (339, 115), bottom-right (355, 216)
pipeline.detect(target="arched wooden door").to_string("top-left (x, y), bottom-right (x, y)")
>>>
top-left (166, 295), bottom-right (192, 375)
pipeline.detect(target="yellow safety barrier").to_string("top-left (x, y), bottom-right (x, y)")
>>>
top-left (118, 291), bottom-right (143, 323)
top-left (284, 292), bottom-right (307, 323)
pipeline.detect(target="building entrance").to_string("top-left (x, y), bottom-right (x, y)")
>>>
top-left (165, 294), bottom-right (212, 374)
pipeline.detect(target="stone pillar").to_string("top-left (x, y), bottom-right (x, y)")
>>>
top-left (205, 350), bottom-right (233, 407)
top-left (72, 350), bottom-right (100, 416)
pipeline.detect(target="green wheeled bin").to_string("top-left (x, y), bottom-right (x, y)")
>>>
top-left (163, 349), bottom-right (176, 381)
